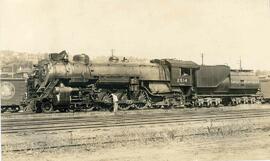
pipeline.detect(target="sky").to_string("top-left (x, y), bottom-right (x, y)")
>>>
top-left (0, 0), bottom-right (270, 70)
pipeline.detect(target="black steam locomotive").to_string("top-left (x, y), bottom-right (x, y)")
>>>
top-left (21, 51), bottom-right (260, 113)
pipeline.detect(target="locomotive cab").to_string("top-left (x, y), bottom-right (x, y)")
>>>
top-left (151, 59), bottom-right (199, 96)
top-left (165, 59), bottom-right (199, 96)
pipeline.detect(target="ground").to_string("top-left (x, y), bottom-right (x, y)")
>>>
top-left (3, 130), bottom-right (270, 161)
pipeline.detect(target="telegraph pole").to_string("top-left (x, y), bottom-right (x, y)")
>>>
top-left (240, 57), bottom-right (242, 70)
top-left (111, 49), bottom-right (114, 56)
top-left (201, 53), bottom-right (204, 65)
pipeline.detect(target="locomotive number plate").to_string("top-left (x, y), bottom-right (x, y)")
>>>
top-left (177, 78), bottom-right (188, 83)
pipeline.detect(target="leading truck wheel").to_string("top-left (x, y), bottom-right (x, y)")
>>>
top-left (41, 102), bottom-right (53, 113)
top-left (11, 106), bottom-right (20, 113)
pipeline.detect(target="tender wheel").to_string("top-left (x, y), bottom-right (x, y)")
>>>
top-left (214, 103), bottom-right (220, 107)
top-left (186, 102), bottom-right (194, 108)
top-left (41, 102), bottom-right (53, 113)
top-left (222, 101), bottom-right (230, 106)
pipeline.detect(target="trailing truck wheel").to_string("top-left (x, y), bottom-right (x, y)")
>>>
top-left (41, 102), bottom-right (53, 113)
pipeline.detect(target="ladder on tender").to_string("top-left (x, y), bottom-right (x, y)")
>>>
top-left (38, 79), bottom-right (59, 100)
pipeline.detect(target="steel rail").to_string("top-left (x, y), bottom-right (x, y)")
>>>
top-left (3, 110), bottom-right (270, 128)
top-left (2, 111), bottom-right (270, 134)
top-left (3, 108), bottom-right (270, 123)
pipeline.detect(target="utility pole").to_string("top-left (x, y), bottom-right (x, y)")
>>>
top-left (111, 49), bottom-right (114, 57)
top-left (240, 57), bottom-right (242, 70)
top-left (201, 53), bottom-right (204, 65)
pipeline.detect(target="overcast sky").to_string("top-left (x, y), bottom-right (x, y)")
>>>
top-left (0, 0), bottom-right (270, 70)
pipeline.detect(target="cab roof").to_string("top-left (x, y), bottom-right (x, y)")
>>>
top-left (151, 59), bottom-right (200, 69)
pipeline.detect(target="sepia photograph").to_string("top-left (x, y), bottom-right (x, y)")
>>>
top-left (1, 0), bottom-right (270, 160)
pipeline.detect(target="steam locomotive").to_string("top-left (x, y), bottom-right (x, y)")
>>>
top-left (18, 51), bottom-right (260, 113)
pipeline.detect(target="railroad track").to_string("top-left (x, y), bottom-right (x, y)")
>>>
top-left (1, 105), bottom-right (267, 120)
top-left (2, 104), bottom-right (265, 118)
top-left (3, 108), bottom-right (270, 123)
top-left (2, 108), bottom-right (270, 134)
